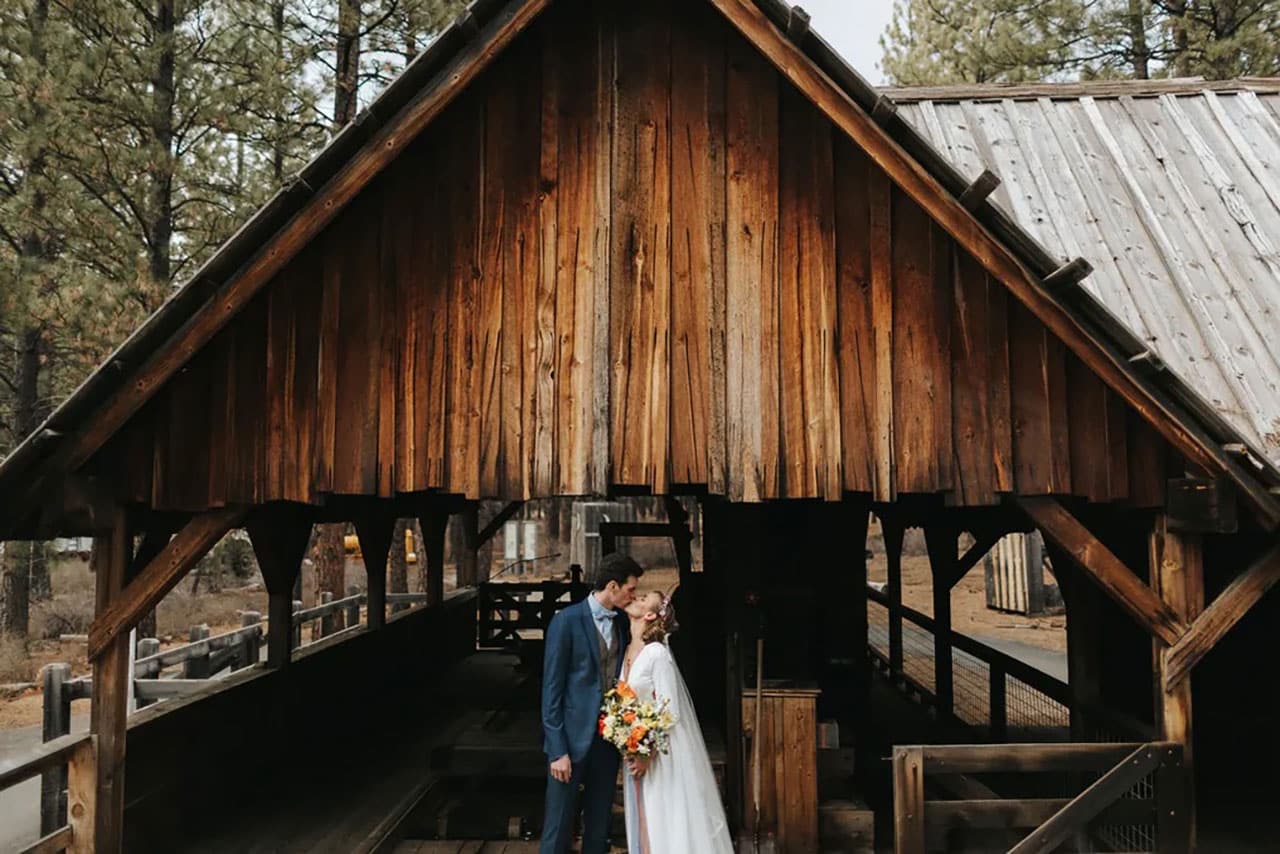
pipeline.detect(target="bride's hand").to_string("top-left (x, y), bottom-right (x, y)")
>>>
top-left (628, 755), bottom-right (651, 778)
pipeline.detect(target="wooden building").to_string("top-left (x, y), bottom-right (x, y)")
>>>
top-left (2, 0), bottom-right (1278, 851)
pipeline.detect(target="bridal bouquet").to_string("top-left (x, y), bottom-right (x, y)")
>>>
top-left (599, 681), bottom-right (675, 759)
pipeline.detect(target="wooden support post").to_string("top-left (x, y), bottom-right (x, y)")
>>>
top-left (66, 734), bottom-right (96, 854)
top-left (41, 662), bottom-right (73, 834)
top-left (1150, 515), bottom-right (1202, 850)
top-left (345, 584), bottom-right (361, 627)
top-left (318, 592), bottom-right (335, 637)
top-left (420, 510), bottom-right (448, 607)
top-left (354, 513), bottom-right (395, 629)
top-left (457, 502), bottom-right (479, 588)
top-left (183, 625), bottom-right (211, 678)
top-left (1052, 548), bottom-right (1103, 741)
top-left (989, 662), bottom-right (1007, 740)
top-left (663, 495), bottom-right (695, 581)
top-left (924, 524), bottom-right (958, 718)
top-left (883, 516), bottom-right (905, 677)
top-left (248, 508), bottom-right (312, 669)
top-left (237, 611), bottom-right (261, 668)
top-left (89, 507), bottom-right (129, 853)
top-left (892, 745), bottom-right (925, 854)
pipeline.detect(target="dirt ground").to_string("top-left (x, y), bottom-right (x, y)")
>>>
top-left (868, 551), bottom-right (1066, 654)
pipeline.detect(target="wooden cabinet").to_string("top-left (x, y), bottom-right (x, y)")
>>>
top-left (741, 684), bottom-right (821, 852)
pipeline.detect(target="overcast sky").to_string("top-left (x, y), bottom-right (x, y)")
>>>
top-left (797, 0), bottom-right (896, 84)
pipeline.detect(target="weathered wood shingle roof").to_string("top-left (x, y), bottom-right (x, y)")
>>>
top-left (886, 78), bottom-right (1280, 470)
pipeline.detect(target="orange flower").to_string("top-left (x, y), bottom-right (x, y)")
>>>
top-left (599, 715), bottom-right (607, 735)
top-left (616, 681), bottom-right (637, 700)
top-left (630, 724), bottom-right (647, 742)
top-left (623, 711), bottom-right (637, 724)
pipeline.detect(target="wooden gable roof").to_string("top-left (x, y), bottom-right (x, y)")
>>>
top-left (2, 0), bottom-right (1278, 535)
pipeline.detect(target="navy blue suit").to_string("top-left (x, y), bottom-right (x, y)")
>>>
top-left (540, 597), bottom-right (626, 853)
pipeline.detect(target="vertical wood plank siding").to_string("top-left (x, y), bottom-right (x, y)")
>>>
top-left (95, 4), bottom-right (1176, 508)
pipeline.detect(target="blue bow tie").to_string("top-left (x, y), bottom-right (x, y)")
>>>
top-left (598, 610), bottom-right (615, 620)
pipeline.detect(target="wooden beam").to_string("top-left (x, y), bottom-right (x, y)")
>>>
top-left (1149, 515), bottom-right (1201, 851)
top-left (87, 507), bottom-right (244, 661)
top-left (247, 507), bottom-right (313, 668)
top-left (785, 5), bottom-right (811, 41)
top-left (1162, 539), bottom-right (1280, 689)
top-left (5, 0), bottom-right (554, 523)
top-left (1016, 497), bottom-right (1184, 646)
top-left (1007, 744), bottom-right (1166, 854)
top-left (957, 169), bottom-right (1001, 211)
top-left (476, 500), bottom-right (523, 548)
top-left (941, 528), bottom-right (1002, 591)
top-left (871, 93), bottom-right (897, 125)
top-left (702, 0), bottom-right (1279, 529)
top-left (354, 513), bottom-right (395, 630)
top-left (1040, 257), bottom-right (1093, 293)
top-left (89, 508), bottom-right (129, 853)
top-left (0, 732), bottom-right (92, 790)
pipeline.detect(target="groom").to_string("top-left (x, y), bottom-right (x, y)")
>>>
top-left (540, 553), bottom-right (643, 854)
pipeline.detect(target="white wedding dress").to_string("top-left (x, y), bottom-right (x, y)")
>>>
top-left (622, 642), bottom-right (734, 853)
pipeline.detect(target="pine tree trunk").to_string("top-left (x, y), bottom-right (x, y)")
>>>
top-left (1, 543), bottom-right (31, 640)
top-left (1127, 0), bottom-right (1150, 78)
top-left (388, 519), bottom-right (409, 597)
top-left (271, 0), bottom-right (287, 182)
top-left (311, 524), bottom-right (345, 604)
top-left (147, 0), bottom-right (176, 286)
top-left (334, 0), bottom-right (360, 129)
top-left (1167, 0), bottom-right (1192, 76)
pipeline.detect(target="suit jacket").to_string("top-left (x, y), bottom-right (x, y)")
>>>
top-left (541, 596), bottom-right (626, 762)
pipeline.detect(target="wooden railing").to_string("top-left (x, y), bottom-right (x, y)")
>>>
top-left (867, 584), bottom-right (1071, 738)
top-left (33, 587), bottom-right (439, 839)
top-left (891, 741), bottom-right (1188, 854)
top-left (477, 571), bottom-right (586, 650)
top-left (0, 733), bottom-right (95, 854)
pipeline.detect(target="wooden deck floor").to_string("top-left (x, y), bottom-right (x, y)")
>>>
top-left (179, 653), bottom-right (529, 854)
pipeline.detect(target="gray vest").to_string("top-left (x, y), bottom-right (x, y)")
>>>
top-left (598, 627), bottom-right (618, 694)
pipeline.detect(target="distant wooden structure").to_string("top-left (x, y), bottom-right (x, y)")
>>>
top-left (1, 1), bottom-right (1278, 852)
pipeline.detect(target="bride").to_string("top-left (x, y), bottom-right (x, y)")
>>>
top-left (619, 591), bottom-right (734, 853)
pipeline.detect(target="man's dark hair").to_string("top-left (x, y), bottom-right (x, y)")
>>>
top-left (593, 553), bottom-right (643, 591)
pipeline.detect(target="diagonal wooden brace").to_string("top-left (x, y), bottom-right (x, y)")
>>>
top-left (88, 506), bottom-right (245, 661)
top-left (1162, 540), bottom-right (1280, 690)
top-left (1016, 497), bottom-right (1185, 646)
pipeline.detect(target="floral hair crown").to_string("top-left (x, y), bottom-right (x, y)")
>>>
top-left (657, 595), bottom-right (671, 619)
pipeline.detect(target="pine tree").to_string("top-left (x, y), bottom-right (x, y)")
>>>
top-left (881, 0), bottom-right (1280, 84)
top-left (881, 0), bottom-right (1089, 85)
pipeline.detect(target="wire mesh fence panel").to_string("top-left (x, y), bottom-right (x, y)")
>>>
top-left (1006, 672), bottom-right (1070, 730)
top-left (902, 619), bottom-right (936, 694)
top-left (951, 647), bottom-right (991, 727)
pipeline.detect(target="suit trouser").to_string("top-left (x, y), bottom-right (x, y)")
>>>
top-left (540, 736), bottom-right (620, 854)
